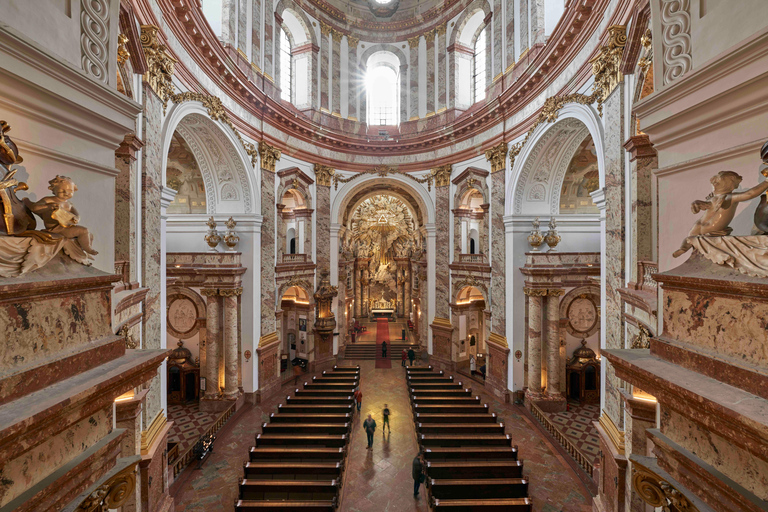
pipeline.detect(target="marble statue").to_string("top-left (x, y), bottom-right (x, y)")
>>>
top-left (673, 171), bottom-right (768, 258)
top-left (25, 175), bottom-right (98, 255)
top-left (752, 139), bottom-right (768, 234)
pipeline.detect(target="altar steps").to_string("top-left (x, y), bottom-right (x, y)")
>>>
top-left (343, 343), bottom-right (420, 360)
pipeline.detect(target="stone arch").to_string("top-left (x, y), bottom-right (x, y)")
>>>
top-left (274, 0), bottom-right (316, 46)
top-left (359, 44), bottom-right (408, 70)
top-left (161, 101), bottom-right (258, 214)
top-left (507, 102), bottom-right (605, 216)
top-left (454, 282), bottom-right (489, 305)
top-left (449, 0), bottom-right (493, 47)
top-left (332, 174), bottom-right (435, 226)
top-left (277, 280), bottom-right (314, 305)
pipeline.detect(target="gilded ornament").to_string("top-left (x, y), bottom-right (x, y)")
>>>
top-left (544, 217), bottom-right (561, 252)
top-left (117, 33), bottom-right (131, 66)
top-left (314, 163), bottom-right (335, 187)
top-left (407, 36), bottom-right (420, 48)
top-left (204, 216), bottom-right (221, 251)
top-left (258, 141), bottom-right (281, 172)
top-left (527, 217), bottom-right (544, 251)
top-left (523, 287), bottom-right (547, 296)
top-left (75, 461), bottom-right (138, 512)
top-left (119, 324), bottom-right (138, 349)
top-left (590, 25), bottom-right (627, 102)
top-left (485, 142), bottom-right (508, 173)
top-left (430, 164), bottom-right (452, 187)
top-left (632, 461), bottom-right (699, 512)
top-left (223, 216), bottom-right (239, 250)
top-left (347, 36), bottom-right (359, 48)
top-left (424, 31), bottom-right (435, 44)
top-left (631, 325), bottom-right (651, 349)
top-left (140, 25), bottom-right (177, 104)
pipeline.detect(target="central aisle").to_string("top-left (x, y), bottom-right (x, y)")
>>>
top-left (374, 319), bottom-right (392, 368)
top-left (340, 360), bottom-right (427, 511)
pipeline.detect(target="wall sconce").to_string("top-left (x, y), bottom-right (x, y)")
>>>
top-left (514, 350), bottom-right (522, 361)
top-left (244, 350), bottom-right (251, 362)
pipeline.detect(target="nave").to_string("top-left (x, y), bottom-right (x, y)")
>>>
top-left (172, 362), bottom-right (592, 511)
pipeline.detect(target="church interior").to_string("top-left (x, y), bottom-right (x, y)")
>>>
top-left (2, 0), bottom-right (768, 510)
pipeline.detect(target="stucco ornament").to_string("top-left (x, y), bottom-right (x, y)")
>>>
top-left (674, 170), bottom-right (768, 277)
top-left (528, 217), bottom-right (544, 251)
top-left (140, 25), bottom-right (177, 105)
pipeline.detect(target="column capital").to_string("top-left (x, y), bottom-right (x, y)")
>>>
top-left (424, 31), bottom-right (435, 44)
top-left (259, 141), bottom-right (281, 172)
top-left (430, 164), bottom-right (452, 187)
top-left (407, 35), bottom-right (421, 48)
top-left (523, 287), bottom-right (547, 297)
top-left (314, 163), bottom-right (335, 187)
top-left (200, 288), bottom-right (220, 297)
top-left (590, 25), bottom-right (627, 102)
top-left (347, 35), bottom-right (359, 48)
top-left (219, 287), bottom-right (243, 297)
top-left (547, 288), bottom-right (565, 297)
top-left (436, 24), bottom-right (447, 36)
top-left (485, 142), bottom-right (508, 173)
top-left (140, 24), bottom-right (177, 104)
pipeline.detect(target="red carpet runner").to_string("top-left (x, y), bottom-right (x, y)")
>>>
top-left (374, 318), bottom-right (392, 368)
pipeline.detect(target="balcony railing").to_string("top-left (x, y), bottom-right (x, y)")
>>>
top-left (637, 260), bottom-right (658, 291)
top-left (458, 253), bottom-right (487, 264)
top-left (282, 253), bottom-right (308, 263)
top-left (530, 401), bottom-right (594, 477)
top-left (114, 260), bottom-right (130, 285)
top-left (171, 402), bottom-right (236, 478)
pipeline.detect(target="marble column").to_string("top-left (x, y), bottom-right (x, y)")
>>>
top-left (203, 290), bottom-right (221, 397)
top-left (434, 182), bottom-right (451, 319)
top-left (399, 64), bottom-right (408, 124)
top-left (310, 45), bottom-right (320, 108)
top-left (546, 290), bottom-right (564, 397)
top-left (331, 31), bottom-right (342, 116)
top-left (491, 169), bottom-right (506, 337)
top-left (273, 17), bottom-right (282, 95)
top-left (525, 289), bottom-right (543, 394)
top-left (625, 134), bottom-right (657, 281)
top-left (347, 36), bottom-right (359, 120)
top-left (505, 0), bottom-right (515, 73)
top-left (261, 157), bottom-right (276, 338)
top-left (485, 18), bottom-right (493, 90)
top-left (519, 0), bottom-right (529, 54)
top-left (437, 25), bottom-right (447, 113)
top-left (492, 0), bottom-right (503, 80)
top-left (223, 290), bottom-right (240, 398)
top-left (362, 276), bottom-right (369, 317)
top-left (355, 266), bottom-right (362, 318)
top-left (114, 135), bottom-right (140, 282)
top-left (221, 0), bottom-right (237, 48)
top-left (316, 183), bottom-right (331, 272)
top-left (408, 36), bottom-right (420, 120)
top-left (623, 392), bottom-right (657, 512)
top-left (425, 30), bottom-right (435, 116)
top-left (238, 0), bottom-right (247, 52)
top-left (447, 46), bottom-right (456, 109)
top-left (603, 82), bottom-right (626, 427)
top-left (264, 6), bottom-right (274, 81)
top-left (319, 23), bottom-right (330, 112)
top-left (530, 0), bottom-right (545, 46)
top-left (115, 389), bottom-right (147, 512)
top-left (397, 276), bottom-right (404, 317)
top-left (140, 83), bottom-right (164, 423)
top-left (404, 266), bottom-right (411, 317)
top-left (251, 0), bottom-right (262, 71)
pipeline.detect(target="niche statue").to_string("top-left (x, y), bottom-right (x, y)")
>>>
top-left (673, 171), bottom-right (768, 258)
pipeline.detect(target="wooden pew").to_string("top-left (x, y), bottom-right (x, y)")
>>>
top-left (411, 396), bottom-right (482, 406)
top-left (409, 383), bottom-right (466, 391)
top-left (425, 461), bottom-right (524, 479)
top-left (255, 433), bottom-right (347, 448)
top-left (419, 434), bottom-right (512, 447)
top-left (423, 446), bottom-right (518, 461)
top-left (417, 422), bottom-right (505, 435)
top-left (311, 376), bottom-right (359, 384)
top-left (405, 366), bottom-right (434, 373)
top-left (330, 365), bottom-right (360, 373)
top-left (415, 413), bottom-right (498, 424)
top-left (269, 413), bottom-right (351, 424)
top-left (243, 461), bottom-right (343, 479)
top-left (413, 404), bottom-right (489, 415)
top-left (428, 478), bottom-right (528, 500)
top-left (294, 388), bottom-right (355, 397)
top-left (261, 422), bottom-right (350, 435)
top-left (239, 478), bottom-right (338, 500)
top-left (410, 389), bottom-right (473, 398)
top-left (277, 404), bottom-right (353, 415)
top-left (236, 499), bottom-right (337, 511)
top-left (407, 376), bottom-right (454, 384)
top-left (285, 395), bottom-right (353, 405)
top-left (302, 382), bottom-right (356, 391)
top-left (249, 447), bottom-right (345, 462)
top-left (430, 497), bottom-right (532, 511)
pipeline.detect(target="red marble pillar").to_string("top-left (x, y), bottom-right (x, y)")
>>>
top-left (546, 289), bottom-right (564, 397)
top-left (202, 289), bottom-right (221, 399)
top-left (525, 289), bottom-right (544, 397)
top-left (223, 289), bottom-right (240, 399)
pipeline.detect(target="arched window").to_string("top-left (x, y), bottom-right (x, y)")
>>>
top-left (279, 27), bottom-right (292, 102)
top-left (473, 28), bottom-right (486, 103)
top-left (469, 238), bottom-right (476, 254)
top-left (366, 52), bottom-right (400, 126)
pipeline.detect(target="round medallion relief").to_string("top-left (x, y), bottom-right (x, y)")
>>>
top-left (168, 297), bottom-right (198, 335)
top-left (567, 296), bottom-right (597, 335)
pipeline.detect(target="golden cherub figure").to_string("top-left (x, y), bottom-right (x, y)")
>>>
top-left (673, 171), bottom-right (768, 257)
top-left (25, 175), bottom-right (98, 255)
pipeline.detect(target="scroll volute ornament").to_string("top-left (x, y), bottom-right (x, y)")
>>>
top-left (140, 25), bottom-right (176, 103)
top-left (485, 142), bottom-right (508, 173)
top-left (632, 464), bottom-right (699, 512)
top-left (75, 461), bottom-right (138, 512)
top-left (590, 25), bottom-right (627, 102)
top-left (259, 141), bottom-right (281, 172)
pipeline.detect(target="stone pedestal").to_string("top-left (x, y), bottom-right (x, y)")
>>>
top-left (139, 414), bottom-right (175, 512)
top-left (594, 414), bottom-right (628, 512)
top-left (115, 388), bottom-right (149, 512)
top-left (429, 317), bottom-right (454, 371)
top-left (255, 332), bottom-right (280, 403)
top-left (485, 332), bottom-right (510, 402)
top-left (312, 330), bottom-right (336, 371)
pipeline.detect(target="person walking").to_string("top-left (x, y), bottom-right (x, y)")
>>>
top-left (363, 414), bottom-right (376, 449)
top-left (407, 347), bottom-right (415, 366)
top-left (401, 348), bottom-right (407, 367)
top-left (382, 404), bottom-right (391, 433)
top-left (382, 340), bottom-right (387, 358)
top-left (353, 387), bottom-right (363, 413)
top-left (412, 447), bottom-right (425, 497)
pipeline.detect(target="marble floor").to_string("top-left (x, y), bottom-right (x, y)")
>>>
top-left (167, 403), bottom-right (223, 457)
top-left (171, 361), bottom-right (593, 512)
top-left (546, 402), bottom-right (601, 463)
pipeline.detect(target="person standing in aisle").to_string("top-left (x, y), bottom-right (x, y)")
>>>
top-left (407, 347), bottom-right (415, 366)
top-left (353, 387), bottom-right (363, 413)
top-left (401, 348), bottom-right (407, 367)
top-left (363, 414), bottom-right (376, 449)
top-left (382, 404), bottom-right (391, 433)
top-left (412, 447), bottom-right (425, 497)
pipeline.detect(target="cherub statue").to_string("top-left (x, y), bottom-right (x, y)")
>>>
top-left (673, 171), bottom-right (768, 258)
top-left (25, 175), bottom-right (98, 255)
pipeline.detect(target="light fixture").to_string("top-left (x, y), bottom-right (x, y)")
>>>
top-left (367, 0), bottom-right (399, 17)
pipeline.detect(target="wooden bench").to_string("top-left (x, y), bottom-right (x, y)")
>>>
top-left (269, 413), bottom-right (351, 424)
top-left (419, 434), bottom-right (512, 447)
top-left (409, 383), bottom-right (466, 391)
top-left (303, 382), bottom-right (357, 390)
top-left (235, 499), bottom-right (338, 511)
top-left (413, 404), bottom-right (489, 415)
top-left (428, 478), bottom-right (528, 500)
top-left (410, 389), bottom-right (473, 398)
top-left (415, 413), bottom-right (498, 424)
top-left (417, 423), bottom-right (505, 435)
top-left (255, 434), bottom-right (347, 448)
top-left (294, 389), bottom-right (355, 397)
top-left (285, 396), bottom-right (353, 405)
top-left (405, 366), bottom-right (434, 373)
top-left (239, 478), bottom-right (339, 500)
top-left (249, 447), bottom-right (345, 462)
top-left (311, 376), bottom-right (359, 384)
top-left (330, 366), bottom-right (360, 373)
top-left (411, 396), bottom-right (481, 406)
top-left (261, 422), bottom-right (350, 435)
top-left (243, 461), bottom-right (343, 479)
top-left (277, 404), bottom-right (353, 415)
top-left (423, 446), bottom-right (518, 461)
top-left (407, 376), bottom-right (454, 384)
top-left (425, 461), bottom-right (524, 479)
top-left (430, 497), bottom-right (532, 511)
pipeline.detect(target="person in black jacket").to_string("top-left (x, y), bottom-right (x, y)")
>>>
top-left (407, 348), bottom-right (415, 366)
top-left (412, 447), bottom-right (424, 497)
top-left (382, 340), bottom-right (387, 357)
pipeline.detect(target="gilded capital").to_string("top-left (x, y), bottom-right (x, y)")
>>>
top-left (430, 164), bottom-right (452, 187)
top-left (547, 288), bottom-right (565, 297)
top-left (407, 36), bottom-right (421, 49)
top-left (485, 142), bottom-right (508, 173)
top-left (424, 31), bottom-right (435, 44)
top-left (523, 287), bottom-right (548, 297)
top-left (436, 24), bottom-right (447, 36)
top-left (140, 25), bottom-right (177, 103)
top-left (200, 288), bottom-right (219, 297)
top-left (314, 163), bottom-right (335, 187)
top-left (259, 141), bottom-right (281, 172)
top-left (220, 287), bottom-right (244, 297)
top-left (590, 25), bottom-right (627, 102)
top-left (347, 35), bottom-right (360, 48)
top-left (332, 29), bottom-right (343, 43)
top-left (320, 21), bottom-right (332, 37)
top-left (117, 34), bottom-right (130, 66)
